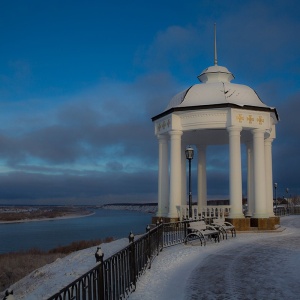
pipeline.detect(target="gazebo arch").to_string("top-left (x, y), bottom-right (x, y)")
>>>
top-left (152, 31), bottom-right (279, 231)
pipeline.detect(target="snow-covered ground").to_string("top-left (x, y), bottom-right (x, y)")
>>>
top-left (3, 215), bottom-right (300, 300)
top-left (130, 215), bottom-right (300, 300)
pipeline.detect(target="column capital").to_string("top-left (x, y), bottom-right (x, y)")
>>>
top-left (227, 126), bottom-right (242, 133)
top-left (264, 136), bottom-right (274, 144)
top-left (169, 130), bottom-right (183, 136)
top-left (158, 134), bottom-right (168, 141)
top-left (252, 128), bottom-right (265, 134)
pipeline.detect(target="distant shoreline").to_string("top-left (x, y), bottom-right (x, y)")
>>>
top-left (0, 212), bottom-right (95, 225)
top-left (0, 203), bottom-right (158, 224)
top-left (102, 204), bottom-right (157, 214)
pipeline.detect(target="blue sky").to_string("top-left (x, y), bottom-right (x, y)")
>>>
top-left (0, 0), bottom-right (299, 205)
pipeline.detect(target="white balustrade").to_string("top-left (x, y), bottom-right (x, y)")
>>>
top-left (177, 205), bottom-right (231, 221)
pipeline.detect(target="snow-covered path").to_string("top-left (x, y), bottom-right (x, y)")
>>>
top-left (130, 216), bottom-right (300, 300)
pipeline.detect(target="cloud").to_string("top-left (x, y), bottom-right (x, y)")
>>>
top-left (0, 72), bottom-right (173, 173)
top-left (0, 169), bottom-right (158, 204)
top-left (143, 26), bottom-right (200, 69)
top-left (272, 92), bottom-right (300, 194)
top-left (217, 1), bottom-right (300, 83)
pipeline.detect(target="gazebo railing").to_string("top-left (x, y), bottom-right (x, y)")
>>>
top-left (178, 205), bottom-right (231, 221)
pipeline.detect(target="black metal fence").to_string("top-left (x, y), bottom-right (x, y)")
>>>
top-left (47, 220), bottom-right (188, 300)
top-left (274, 206), bottom-right (300, 216)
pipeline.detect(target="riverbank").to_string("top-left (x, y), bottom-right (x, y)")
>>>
top-left (0, 206), bottom-right (94, 224)
top-left (0, 211), bottom-right (95, 224)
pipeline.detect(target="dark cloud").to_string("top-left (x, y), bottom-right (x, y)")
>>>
top-left (105, 161), bottom-right (124, 172)
top-left (218, 1), bottom-right (300, 85)
top-left (0, 169), bottom-right (157, 205)
top-left (272, 92), bottom-right (300, 195)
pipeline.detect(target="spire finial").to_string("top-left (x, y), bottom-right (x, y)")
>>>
top-left (214, 23), bottom-right (218, 66)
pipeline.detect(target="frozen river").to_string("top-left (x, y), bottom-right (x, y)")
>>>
top-left (0, 209), bottom-right (151, 253)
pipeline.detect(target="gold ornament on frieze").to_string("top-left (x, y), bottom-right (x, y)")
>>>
top-left (257, 116), bottom-right (264, 125)
top-left (236, 114), bottom-right (244, 123)
top-left (247, 115), bottom-right (254, 124)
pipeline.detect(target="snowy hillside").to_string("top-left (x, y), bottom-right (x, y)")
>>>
top-left (1, 239), bottom-right (129, 299)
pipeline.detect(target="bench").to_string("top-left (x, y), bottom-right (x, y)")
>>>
top-left (211, 219), bottom-right (236, 239)
top-left (184, 220), bottom-right (220, 246)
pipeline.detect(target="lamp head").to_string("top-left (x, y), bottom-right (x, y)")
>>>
top-left (185, 146), bottom-right (194, 160)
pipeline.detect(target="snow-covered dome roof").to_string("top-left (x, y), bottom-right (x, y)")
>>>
top-left (165, 64), bottom-right (269, 111)
top-left (198, 65), bottom-right (234, 83)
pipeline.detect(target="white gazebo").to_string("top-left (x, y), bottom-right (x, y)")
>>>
top-left (152, 33), bottom-right (279, 230)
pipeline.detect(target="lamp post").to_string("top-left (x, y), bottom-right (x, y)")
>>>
top-left (274, 182), bottom-right (278, 211)
top-left (185, 146), bottom-right (194, 219)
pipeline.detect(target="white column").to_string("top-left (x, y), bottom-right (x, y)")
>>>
top-left (157, 134), bottom-right (169, 217)
top-left (252, 128), bottom-right (268, 218)
top-left (246, 142), bottom-right (254, 217)
top-left (181, 144), bottom-right (187, 206)
top-left (265, 137), bottom-right (275, 217)
top-left (227, 126), bottom-right (244, 218)
top-left (168, 130), bottom-right (183, 218)
top-left (197, 145), bottom-right (207, 213)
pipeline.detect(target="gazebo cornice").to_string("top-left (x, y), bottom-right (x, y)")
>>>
top-left (152, 103), bottom-right (279, 122)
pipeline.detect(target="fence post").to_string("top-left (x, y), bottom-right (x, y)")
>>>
top-left (147, 230), bottom-right (152, 269)
top-left (129, 232), bottom-right (136, 290)
top-left (159, 221), bottom-right (163, 252)
top-left (95, 247), bottom-right (104, 300)
top-left (2, 290), bottom-right (15, 300)
top-left (156, 223), bottom-right (161, 255)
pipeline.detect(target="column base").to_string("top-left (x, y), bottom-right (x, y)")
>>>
top-left (153, 216), bottom-right (280, 230)
top-left (270, 216), bottom-right (280, 225)
top-left (225, 218), bottom-right (251, 231)
top-left (228, 213), bottom-right (245, 219)
top-left (250, 218), bottom-right (276, 230)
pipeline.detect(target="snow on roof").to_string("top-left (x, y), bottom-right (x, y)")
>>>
top-left (165, 64), bottom-right (270, 112)
top-left (165, 82), bottom-right (268, 111)
top-left (198, 65), bottom-right (234, 83)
